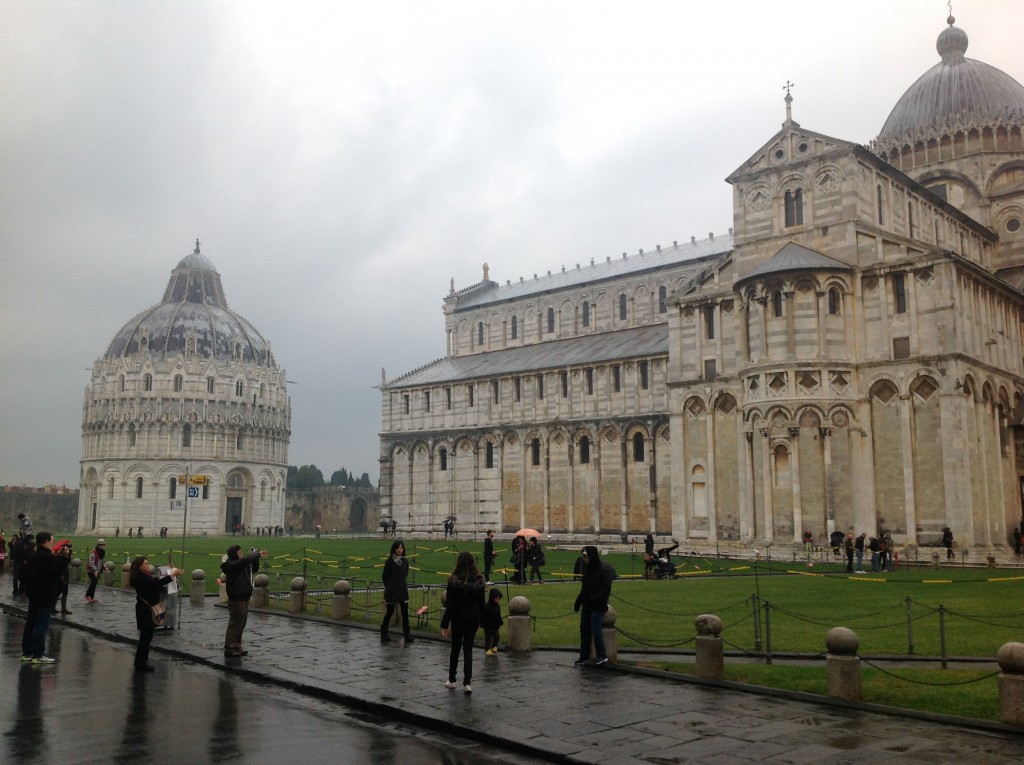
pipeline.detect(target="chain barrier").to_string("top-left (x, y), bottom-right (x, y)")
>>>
top-left (613, 624), bottom-right (697, 648)
top-left (858, 656), bottom-right (1000, 686)
top-left (609, 592), bottom-right (750, 616)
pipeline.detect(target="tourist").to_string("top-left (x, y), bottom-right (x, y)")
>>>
top-left (510, 536), bottom-right (526, 584)
top-left (380, 540), bottom-right (415, 643)
top-left (941, 527), bottom-right (955, 560)
top-left (20, 532), bottom-right (61, 664)
top-left (482, 529), bottom-right (496, 584)
top-left (526, 537), bottom-right (545, 584)
top-left (86, 539), bottom-right (105, 603)
top-left (130, 556), bottom-right (183, 671)
top-left (440, 550), bottom-right (485, 693)
top-left (10, 532), bottom-right (29, 597)
top-left (52, 540), bottom-right (72, 615)
top-left (17, 512), bottom-right (32, 536)
top-left (844, 533), bottom-right (854, 573)
top-left (855, 533), bottom-right (866, 573)
top-left (643, 533), bottom-right (656, 579)
top-left (221, 545), bottom-right (267, 657)
top-left (573, 545), bottom-right (615, 667)
top-left (482, 587), bottom-right (504, 656)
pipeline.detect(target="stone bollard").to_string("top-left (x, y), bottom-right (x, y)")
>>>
top-left (121, 562), bottom-right (131, 589)
top-left (997, 642), bottom-right (1024, 726)
top-left (289, 577), bottom-right (307, 613)
top-left (507, 595), bottom-right (532, 652)
top-left (70, 558), bottom-right (82, 584)
top-left (331, 580), bottom-right (351, 620)
top-left (251, 574), bottom-right (269, 608)
top-left (598, 606), bottom-right (618, 663)
top-left (190, 570), bottom-right (206, 606)
top-left (825, 626), bottom-right (862, 701)
top-left (102, 560), bottom-right (116, 587)
top-left (218, 577), bottom-right (228, 603)
top-left (695, 613), bottom-right (724, 679)
top-left (931, 551), bottom-right (941, 569)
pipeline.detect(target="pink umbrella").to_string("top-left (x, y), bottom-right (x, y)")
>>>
top-left (515, 528), bottom-right (541, 539)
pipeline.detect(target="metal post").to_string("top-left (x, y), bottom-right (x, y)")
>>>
top-left (938, 604), bottom-right (947, 669)
top-left (752, 593), bottom-right (762, 651)
top-left (763, 600), bottom-right (772, 665)
top-left (177, 464), bottom-right (189, 629)
top-left (905, 596), bottom-right (914, 654)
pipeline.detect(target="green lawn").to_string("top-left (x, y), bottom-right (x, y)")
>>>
top-left (52, 533), bottom-right (1023, 721)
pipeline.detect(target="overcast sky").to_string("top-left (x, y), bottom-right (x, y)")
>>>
top-left (1, 0), bottom-right (1020, 489)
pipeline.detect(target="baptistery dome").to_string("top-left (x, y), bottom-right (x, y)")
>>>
top-left (78, 241), bottom-right (291, 536)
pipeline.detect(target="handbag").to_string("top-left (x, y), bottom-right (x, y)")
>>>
top-left (150, 602), bottom-right (167, 626)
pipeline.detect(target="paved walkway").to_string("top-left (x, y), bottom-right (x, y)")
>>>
top-left (3, 583), bottom-right (1024, 764)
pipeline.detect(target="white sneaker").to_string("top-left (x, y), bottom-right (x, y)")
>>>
top-left (463, 684), bottom-right (472, 694)
top-left (444, 680), bottom-right (457, 689)
top-left (32, 656), bottom-right (56, 665)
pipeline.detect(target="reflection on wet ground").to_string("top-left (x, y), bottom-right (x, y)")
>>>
top-left (0, 613), bottom-right (546, 764)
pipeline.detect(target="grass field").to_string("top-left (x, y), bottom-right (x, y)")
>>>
top-left (39, 532), bottom-right (1024, 721)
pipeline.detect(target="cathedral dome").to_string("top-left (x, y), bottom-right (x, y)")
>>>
top-left (876, 16), bottom-right (1024, 144)
top-left (104, 241), bottom-right (274, 365)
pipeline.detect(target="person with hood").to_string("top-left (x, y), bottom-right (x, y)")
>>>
top-left (380, 540), bottom-right (415, 643)
top-left (482, 587), bottom-right (504, 656)
top-left (52, 540), bottom-right (72, 615)
top-left (573, 545), bottom-right (615, 666)
top-left (85, 539), bottom-right (106, 603)
top-left (526, 537), bottom-right (545, 584)
top-left (130, 555), bottom-right (184, 671)
top-left (440, 550), bottom-right (485, 693)
top-left (20, 532), bottom-right (61, 664)
top-left (221, 544), bottom-right (267, 657)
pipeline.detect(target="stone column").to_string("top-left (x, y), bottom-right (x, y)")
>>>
top-left (190, 570), bottom-right (205, 606)
top-left (251, 574), bottom-right (269, 608)
top-left (331, 580), bottom-right (352, 620)
top-left (507, 595), bottom-right (532, 652)
top-left (898, 394), bottom-right (917, 540)
top-left (997, 642), bottom-right (1024, 726)
top-left (825, 626), bottom-right (862, 701)
top-left (695, 613), bottom-right (724, 679)
top-left (789, 427), bottom-right (802, 543)
top-left (289, 576), bottom-right (306, 613)
top-left (120, 562), bottom-right (130, 589)
top-left (597, 605), bottom-right (618, 663)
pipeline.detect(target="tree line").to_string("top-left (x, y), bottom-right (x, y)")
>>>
top-left (286, 465), bottom-right (375, 490)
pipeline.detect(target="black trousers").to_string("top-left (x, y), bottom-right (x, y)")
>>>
top-left (448, 621), bottom-right (478, 684)
top-left (382, 601), bottom-right (410, 636)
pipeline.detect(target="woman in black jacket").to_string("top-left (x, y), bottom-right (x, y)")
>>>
top-left (380, 540), bottom-right (414, 643)
top-left (440, 550), bottom-right (485, 693)
top-left (130, 556), bottom-right (183, 672)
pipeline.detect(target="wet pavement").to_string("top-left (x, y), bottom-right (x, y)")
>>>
top-left (2, 582), bottom-right (1024, 764)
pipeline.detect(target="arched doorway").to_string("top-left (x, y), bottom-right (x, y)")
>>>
top-left (350, 497), bottom-right (368, 531)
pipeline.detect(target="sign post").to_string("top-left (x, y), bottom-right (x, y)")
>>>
top-left (176, 470), bottom-right (207, 629)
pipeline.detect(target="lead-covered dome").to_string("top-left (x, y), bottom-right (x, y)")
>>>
top-left (876, 16), bottom-right (1024, 144)
top-left (105, 241), bottom-right (274, 365)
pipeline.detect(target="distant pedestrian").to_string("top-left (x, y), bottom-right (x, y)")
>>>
top-left (854, 533), bottom-right (866, 573)
top-left (941, 527), bottom-right (955, 560)
top-left (868, 536), bottom-right (880, 572)
top-left (52, 540), bottom-right (72, 615)
top-left (17, 513), bottom-right (32, 537)
top-left (573, 545), bottom-right (615, 667)
top-left (130, 556), bottom-right (183, 672)
top-left (86, 539), bottom-right (106, 603)
top-left (643, 534), bottom-right (656, 579)
top-left (510, 536), bottom-right (526, 584)
top-left (1014, 526), bottom-right (1022, 556)
top-left (380, 540), bottom-right (415, 643)
top-left (526, 537), bottom-right (545, 584)
top-left (482, 588), bottom-right (503, 656)
top-left (830, 530), bottom-right (845, 559)
top-left (10, 533), bottom-right (28, 596)
top-left (115, 526), bottom-right (120, 538)
top-left (20, 532), bottom-right (61, 664)
top-left (440, 550), bottom-right (485, 693)
top-left (844, 534), bottom-right (854, 573)
top-left (221, 545), bottom-right (267, 657)
top-left (483, 530), bottom-right (496, 584)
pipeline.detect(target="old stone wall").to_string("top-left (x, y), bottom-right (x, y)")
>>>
top-left (1, 488), bottom-right (80, 534)
top-left (284, 486), bottom-right (381, 534)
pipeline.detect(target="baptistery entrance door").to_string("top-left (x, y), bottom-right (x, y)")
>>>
top-left (226, 497), bottom-right (243, 533)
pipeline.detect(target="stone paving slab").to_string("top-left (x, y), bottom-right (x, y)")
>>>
top-left (2, 582), bottom-right (1024, 764)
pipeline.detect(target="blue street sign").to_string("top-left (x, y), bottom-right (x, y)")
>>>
top-left (188, 486), bottom-right (200, 499)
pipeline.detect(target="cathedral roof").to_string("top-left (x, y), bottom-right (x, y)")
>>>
top-left (385, 323), bottom-right (667, 388)
top-left (875, 16), bottom-right (1024, 145)
top-left (103, 241), bottom-right (276, 366)
top-left (736, 242), bottom-right (852, 287)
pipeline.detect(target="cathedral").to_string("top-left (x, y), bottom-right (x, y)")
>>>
top-left (78, 243), bottom-right (291, 535)
top-left (378, 16), bottom-right (1024, 554)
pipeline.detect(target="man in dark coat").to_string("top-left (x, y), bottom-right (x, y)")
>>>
top-left (483, 530), bottom-right (496, 584)
top-left (221, 545), bottom-right (267, 657)
top-left (21, 532), bottom-right (61, 663)
top-left (573, 545), bottom-right (616, 666)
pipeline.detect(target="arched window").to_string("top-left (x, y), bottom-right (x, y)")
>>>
top-left (619, 293), bottom-right (627, 321)
top-left (773, 445), bottom-right (791, 486)
top-left (579, 436), bottom-right (591, 464)
top-left (108, 476), bottom-right (115, 499)
top-left (128, 424), bottom-right (136, 447)
top-left (182, 423), bottom-right (192, 448)
top-left (531, 438), bottom-right (541, 466)
top-left (173, 374), bottom-right (183, 392)
top-left (261, 480), bottom-right (267, 501)
top-left (658, 286), bottom-right (667, 314)
top-left (582, 301), bottom-right (590, 327)
top-left (632, 432), bottom-right (645, 462)
top-left (135, 476), bottom-right (144, 499)
top-left (119, 375), bottom-right (125, 391)
top-left (169, 477), bottom-right (177, 499)
top-left (907, 201), bottom-right (915, 237)
top-left (511, 315), bottom-right (518, 339)
top-left (828, 287), bottom-right (841, 315)
top-left (547, 307), bottom-right (555, 333)
top-left (477, 322), bottom-right (484, 346)
top-left (207, 377), bottom-right (215, 394)
top-left (439, 448), bottom-right (448, 471)
top-left (784, 189), bottom-right (804, 227)
top-left (876, 184), bottom-right (885, 224)
top-left (235, 380), bottom-right (244, 397)
top-left (485, 441), bottom-right (494, 469)
top-left (772, 290), bottom-right (783, 318)
top-left (691, 465), bottom-right (707, 517)
top-left (143, 374), bottom-right (153, 392)
top-left (236, 431), bottom-right (244, 450)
